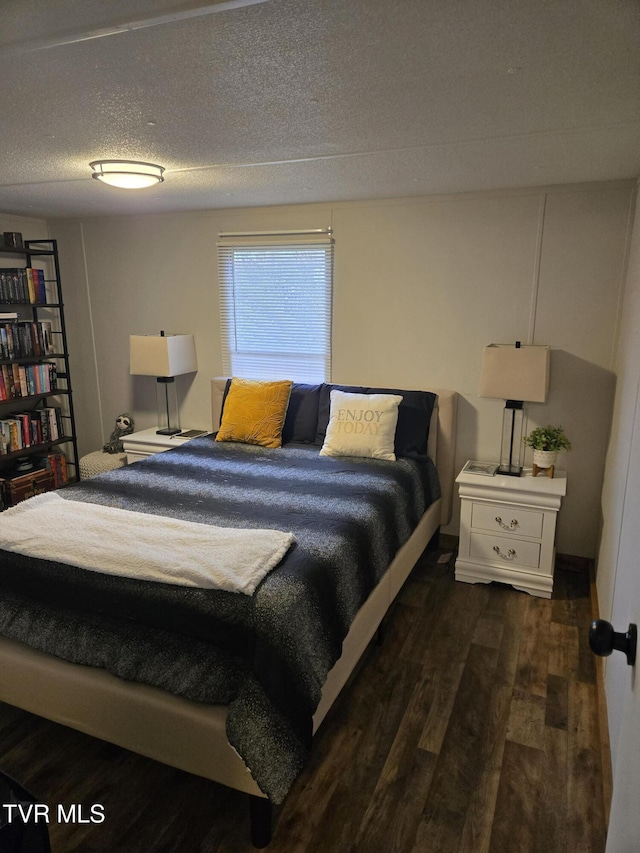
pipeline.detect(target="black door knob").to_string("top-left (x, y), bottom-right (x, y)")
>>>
top-left (589, 620), bottom-right (637, 666)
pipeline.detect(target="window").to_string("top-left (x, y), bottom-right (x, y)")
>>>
top-left (217, 230), bottom-right (333, 382)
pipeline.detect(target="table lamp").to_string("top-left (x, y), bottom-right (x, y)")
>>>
top-left (130, 332), bottom-right (197, 435)
top-left (479, 342), bottom-right (550, 476)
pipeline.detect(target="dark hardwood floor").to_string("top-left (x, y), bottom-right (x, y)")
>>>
top-left (0, 548), bottom-right (607, 852)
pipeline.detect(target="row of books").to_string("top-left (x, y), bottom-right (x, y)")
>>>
top-left (0, 268), bottom-right (47, 304)
top-left (38, 449), bottom-right (69, 489)
top-left (0, 407), bottom-right (63, 455)
top-left (0, 320), bottom-right (55, 359)
top-left (0, 362), bottom-right (58, 401)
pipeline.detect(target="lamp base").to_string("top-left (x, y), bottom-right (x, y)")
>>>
top-left (497, 464), bottom-right (523, 477)
top-left (499, 401), bottom-right (525, 477)
top-left (156, 377), bottom-right (181, 435)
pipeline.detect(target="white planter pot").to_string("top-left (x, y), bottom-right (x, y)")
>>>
top-left (533, 449), bottom-right (557, 469)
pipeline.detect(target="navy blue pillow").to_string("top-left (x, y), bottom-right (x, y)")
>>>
top-left (282, 383), bottom-right (322, 444)
top-left (220, 380), bottom-right (321, 445)
top-left (315, 384), bottom-right (436, 457)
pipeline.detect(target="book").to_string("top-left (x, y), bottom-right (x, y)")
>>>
top-left (25, 268), bottom-right (36, 303)
top-left (462, 460), bottom-right (499, 476)
top-left (172, 429), bottom-right (208, 439)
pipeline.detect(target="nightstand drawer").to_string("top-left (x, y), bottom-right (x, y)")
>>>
top-left (469, 532), bottom-right (541, 570)
top-left (471, 502), bottom-right (543, 538)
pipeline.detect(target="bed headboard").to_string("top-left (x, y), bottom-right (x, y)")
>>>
top-left (211, 378), bottom-right (457, 526)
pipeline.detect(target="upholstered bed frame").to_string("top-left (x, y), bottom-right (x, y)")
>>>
top-left (0, 379), bottom-right (457, 845)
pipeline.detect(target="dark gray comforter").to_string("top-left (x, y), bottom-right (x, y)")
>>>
top-left (0, 437), bottom-right (439, 802)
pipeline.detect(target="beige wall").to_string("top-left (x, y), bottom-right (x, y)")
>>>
top-left (41, 179), bottom-right (635, 556)
top-left (0, 213), bottom-right (49, 243)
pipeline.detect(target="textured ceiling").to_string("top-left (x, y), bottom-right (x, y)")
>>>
top-left (1, 0), bottom-right (639, 218)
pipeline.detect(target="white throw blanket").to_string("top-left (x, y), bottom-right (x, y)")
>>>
top-left (0, 492), bottom-right (295, 595)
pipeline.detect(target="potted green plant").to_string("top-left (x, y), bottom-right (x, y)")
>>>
top-left (523, 425), bottom-right (571, 473)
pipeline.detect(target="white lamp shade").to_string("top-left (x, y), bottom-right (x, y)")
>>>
top-left (130, 334), bottom-right (197, 377)
top-left (479, 344), bottom-right (550, 402)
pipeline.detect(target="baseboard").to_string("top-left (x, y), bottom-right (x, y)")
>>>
top-left (439, 533), bottom-right (458, 551)
top-left (555, 552), bottom-right (592, 574)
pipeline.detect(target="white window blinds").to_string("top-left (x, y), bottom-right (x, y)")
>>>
top-left (217, 230), bottom-right (333, 382)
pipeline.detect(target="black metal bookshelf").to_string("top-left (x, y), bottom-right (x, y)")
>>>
top-left (0, 239), bottom-right (78, 483)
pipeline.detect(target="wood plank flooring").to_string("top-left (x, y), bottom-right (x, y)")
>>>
top-left (0, 548), bottom-right (607, 852)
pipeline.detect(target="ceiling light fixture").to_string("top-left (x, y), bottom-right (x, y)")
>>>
top-left (90, 160), bottom-right (165, 189)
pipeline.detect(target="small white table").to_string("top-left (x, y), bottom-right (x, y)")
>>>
top-left (122, 428), bottom-right (204, 463)
top-left (454, 464), bottom-right (567, 599)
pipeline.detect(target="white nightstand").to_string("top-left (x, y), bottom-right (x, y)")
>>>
top-left (454, 464), bottom-right (567, 599)
top-left (122, 428), bottom-right (205, 463)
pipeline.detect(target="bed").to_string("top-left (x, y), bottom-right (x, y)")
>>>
top-left (0, 378), bottom-right (457, 846)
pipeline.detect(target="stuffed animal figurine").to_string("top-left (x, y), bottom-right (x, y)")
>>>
top-left (103, 413), bottom-right (134, 454)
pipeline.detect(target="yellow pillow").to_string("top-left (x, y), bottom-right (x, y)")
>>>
top-left (215, 378), bottom-right (292, 448)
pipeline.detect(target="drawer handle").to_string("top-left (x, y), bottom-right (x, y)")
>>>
top-left (495, 516), bottom-right (518, 530)
top-left (493, 545), bottom-right (516, 560)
